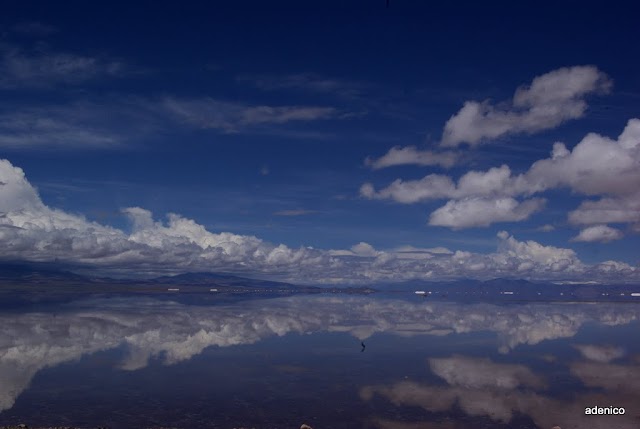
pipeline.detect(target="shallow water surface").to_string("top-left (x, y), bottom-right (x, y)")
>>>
top-left (1, 295), bottom-right (639, 428)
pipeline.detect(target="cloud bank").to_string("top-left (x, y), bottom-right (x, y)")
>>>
top-left (1, 158), bottom-right (638, 282)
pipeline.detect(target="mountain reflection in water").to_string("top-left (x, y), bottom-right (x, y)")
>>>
top-left (1, 295), bottom-right (639, 428)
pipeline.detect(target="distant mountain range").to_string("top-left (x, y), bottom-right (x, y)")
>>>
top-left (377, 277), bottom-right (640, 301)
top-left (0, 262), bottom-right (309, 291)
top-left (1, 262), bottom-right (639, 303)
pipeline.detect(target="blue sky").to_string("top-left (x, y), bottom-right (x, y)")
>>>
top-left (0, 1), bottom-right (639, 284)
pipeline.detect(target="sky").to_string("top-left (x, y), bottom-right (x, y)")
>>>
top-left (0, 1), bottom-right (639, 284)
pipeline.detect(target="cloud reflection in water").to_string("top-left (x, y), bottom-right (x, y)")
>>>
top-left (0, 295), bottom-right (639, 426)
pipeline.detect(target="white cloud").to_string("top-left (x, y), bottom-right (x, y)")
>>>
top-left (367, 119), bottom-right (640, 203)
top-left (571, 225), bottom-right (624, 243)
top-left (365, 146), bottom-right (460, 169)
top-left (350, 242), bottom-right (379, 257)
top-left (569, 193), bottom-right (640, 227)
top-left (1, 158), bottom-right (638, 283)
top-left (362, 165), bottom-right (516, 204)
top-left (0, 159), bottom-right (43, 212)
top-left (428, 197), bottom-right (545, 228)
top-left (522, 122), bottom-right (640, 197)
top-left (363, 118), bottom-right (640, 231)
top-left (496, 231), bottom-right (580, 272)
top-left (360, 174), bottom-right (455, 204)
top-left (441, 66), bottom-right (612, 147)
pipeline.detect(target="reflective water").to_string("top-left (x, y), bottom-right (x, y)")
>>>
top-left (1, 294), bottom-right (639, 428)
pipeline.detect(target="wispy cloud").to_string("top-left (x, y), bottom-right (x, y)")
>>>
top-left (237, 72), bottom-right (365, 99)
top-left (0, 44), bottom-right (124, 89)
top-left (10, 21), bottom-right (58, 37)
top-left (365, 146), bottom-right (461, 169)
top-left (0, 98), bottom-right (165, 149)
top-left (273, 209), bottom-right (318, 216)
top-left (0, 94), bottom-right (341, 150)
top-left (163, 97), bottom-right (339, 133)
top-left (537, 224), bottom-right (555, 232)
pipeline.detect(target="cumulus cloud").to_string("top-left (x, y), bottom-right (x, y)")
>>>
top-left (0, 159), bottom-right (332, 278)
top-left (428, 197), bottom-right (545, 228)
top-left (571, 225), bottom-right (624, 243)
top-left (163, 97), bottom-right (338, 133)
top-left (365, 146), bottom-right (460, 169)
top-left (350, 242), bottom-right (379, 257)
top-left (0, 160), bottom-right (42, 212)
top-left (1, 158), bottom-right (638, 282)
top-left (0, 107), bottom-right (123, 149)
top-left (363, 118), bottom-right (640, 231)
top-left (441, 66), bottom-right (612, 147)
top-left (522, 121), bottom-right (640, 197)
top-left (569, 193), bottom-right (640, 229)
top-left (496, 231), bottom-right (580, 274)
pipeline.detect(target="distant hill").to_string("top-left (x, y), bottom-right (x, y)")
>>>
top-left (0, 262), bottom-right (88, 282)
top-left (0, 262), bottom-right (315, 292)
top-left (373, 277), bottom-right (640, 302)
top-left (1, 262), bottom-right (639, 303)
top-left (151, 271), bottom-right (309, 291)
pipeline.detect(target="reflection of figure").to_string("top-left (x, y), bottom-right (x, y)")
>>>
top-left (361, 341), bottom-right (366, 352)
